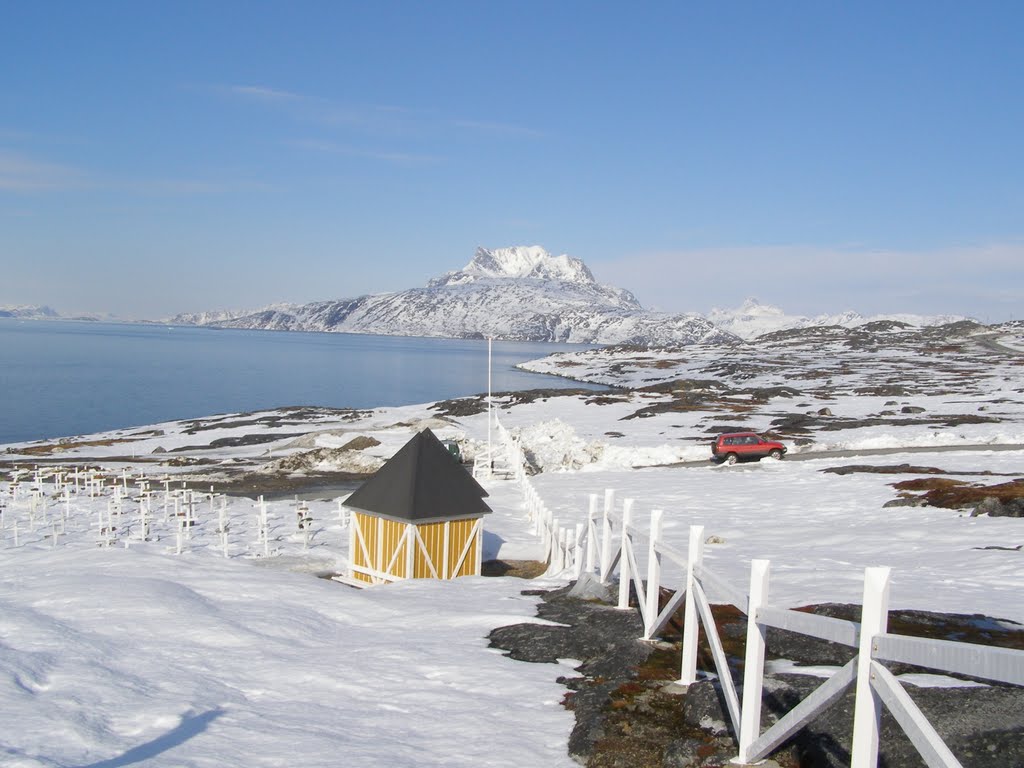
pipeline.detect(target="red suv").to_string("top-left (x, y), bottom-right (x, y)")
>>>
top-left (711, 432), bottom-right (787, 465)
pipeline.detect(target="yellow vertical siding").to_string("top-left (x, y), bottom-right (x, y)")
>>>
top-left (351, 512), bottom-right (481, 583)
top-left (352, 513), bottom-right (409, 583)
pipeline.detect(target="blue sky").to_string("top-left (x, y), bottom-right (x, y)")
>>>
top-left (2, 1), bottom-right (1022, 321)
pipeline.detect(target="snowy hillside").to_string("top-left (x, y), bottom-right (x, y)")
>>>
top-left (168, 246), bottom-right (736, 346)
top-left (708, 298), bottom-right (968, 340)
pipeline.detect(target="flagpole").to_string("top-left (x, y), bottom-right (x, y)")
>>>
top-left (487, 336), bottom-right (493, 478)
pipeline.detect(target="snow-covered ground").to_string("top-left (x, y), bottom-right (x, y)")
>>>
top-left (0, 547), bottom-right (576, 767)
top-left (2, 325), bottom-right (1022, 766)
top-left (517, 322), bottom-right (1024, 459)
top-left (0, 459), bottom-right (573, 766)
top-left (516, 451), bottom-right (1024, 619)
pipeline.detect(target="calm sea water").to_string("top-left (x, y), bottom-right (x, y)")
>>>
top-left (0, 320), bottom-right (599, 444)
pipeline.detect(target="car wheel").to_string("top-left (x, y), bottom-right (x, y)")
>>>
top-left (725, 453), bottom-right (738, 465)
top-left (769, 449), bottom-right (783, 460)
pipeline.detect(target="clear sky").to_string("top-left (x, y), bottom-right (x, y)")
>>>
top-left (2, 1), bottom-right (1022, 322)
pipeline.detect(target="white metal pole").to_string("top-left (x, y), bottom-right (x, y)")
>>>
top-left (487, 336), bottom-right (493, 479)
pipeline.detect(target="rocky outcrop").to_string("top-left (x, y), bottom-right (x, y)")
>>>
top-left (490, 585), bottom-right (1024, 768)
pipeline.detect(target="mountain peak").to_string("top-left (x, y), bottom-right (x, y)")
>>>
top-left (466, 245), bottom-right (596, 283)
top-left (716, 298), bottom-right (786, 318)
top-left (426, 245), bottom-right (641, 311)
top-left (429, 245), bottom-right (597, 288)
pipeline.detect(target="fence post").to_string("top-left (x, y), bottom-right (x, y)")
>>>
top-left (617, 498), bottom-right (634, 609)
top-left (600, 489), bottom-right (615, 582)
top-left (643, 509), bottom-right (664, 639)
top-left (680, 524), bottom-right (705, 685)
top-left (550, 517), bottom-right (560, 568)
top-left (573, 522), bottom-right (584, 578)
top-left (850, 566), bottom-right (892, 768)
top-left (585, 494), bottom-right (598, 575)
top-left (538, 503), bottom-right (549, 555)
top-left (738, 559), bottom-right (771, 764)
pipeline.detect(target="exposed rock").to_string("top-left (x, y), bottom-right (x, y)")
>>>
top-left (971, 497), bottom-right (1024, 518)
top-left (339, 435), bottom-right (381, 451)
top-left (431, 395), bottom-right (488, 417)
top-left (491, 586), bottom-right (1024, 768)
top-left (890, 478), bottom-right (1024, 510)
top-left (488, 584), bottom-right (653, 762)
top-left (171, 432), bottom-right (305, 452)
top-left (901, 405), bottom-right (927, 414)
top-left (480, 560), bottom-right (548, 578)
top-left (883, 497), bottom-right (934, 508)
top-left (681, 681), bottom-right (730, 736)
top-left (820, 464), bottom-right (1007, 478)
top-left (853, 385), bottom-right (909, 397)
top-left (260, 445), bottom-right (384, 475)
top-left (769, 414), bottom-right (823, 433)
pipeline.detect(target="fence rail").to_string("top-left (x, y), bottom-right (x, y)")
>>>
top-left (490, 414), bottom-right (1024, 768)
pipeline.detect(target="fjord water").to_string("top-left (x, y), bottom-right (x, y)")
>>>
top-left (0, 320), bottom-right (599, 444)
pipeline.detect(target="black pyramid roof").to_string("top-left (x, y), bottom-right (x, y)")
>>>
top-left (343, 428), bottom-right (491, 524)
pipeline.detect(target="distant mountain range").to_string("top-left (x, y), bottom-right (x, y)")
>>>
top-left (0, 304), bottom-right (60, 319)
top-left (0, 304), bottom-right (115, 322)
top-left (5, 248), bottom-right (977, 345)
top-left (706, 298), bottom-right (967, 340)
top-left (168, 246), bottom-right (735, 346)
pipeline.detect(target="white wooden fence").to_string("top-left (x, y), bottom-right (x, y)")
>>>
top-left (491, 416), bottom-right (1024, 768)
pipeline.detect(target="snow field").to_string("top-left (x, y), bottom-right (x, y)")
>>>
top-left (0, 513), bottom-right (576, 767)
top-left (523, 450), bottom-right (1024, 624)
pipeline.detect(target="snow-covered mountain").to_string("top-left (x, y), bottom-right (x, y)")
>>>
top-left (169, 246), bottom-right (736, 346)
top-left (0, 304), bottom-right (59, 319)
top-left (0, 304), bottom-right (120, 322)
top-left (170, 303), bottom-right (302, 327)
top-left (707, 298), bottom-right (968, 340)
